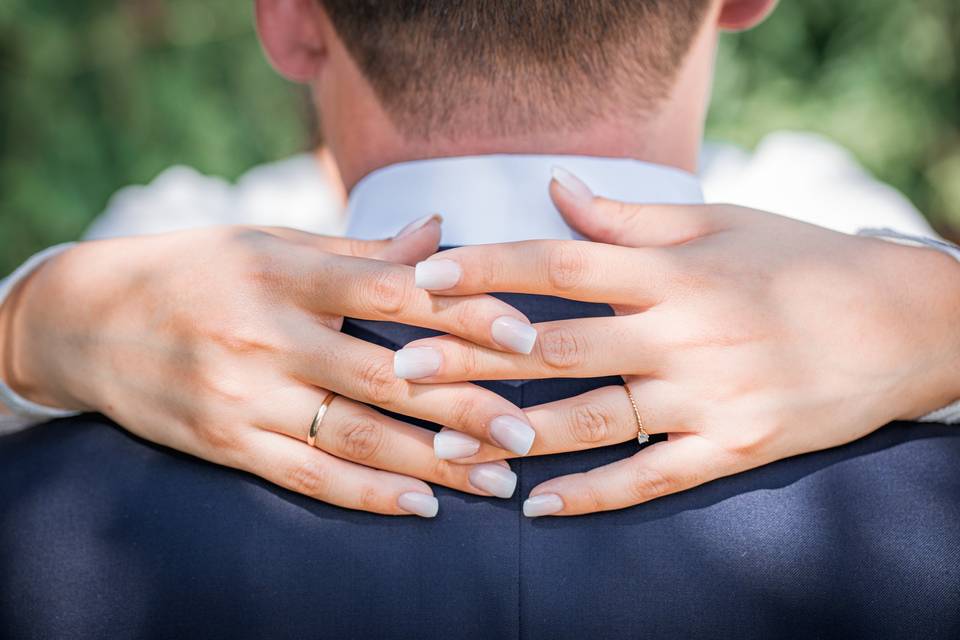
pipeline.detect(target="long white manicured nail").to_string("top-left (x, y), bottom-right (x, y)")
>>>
top-left (551, 166), bottom-right (593, 207)
top-left (491, 316), bottom-right (537, 354)
top-left (434, 430), bottom-right (481, 460)
top-left (489, 415), bottom-right (535, 456)
top-left (394, 347), bottom-right (441, 379)
top-left (523, 493), bottom-right (564, 517)
top-left (398, 492), bottom-right (439, 518)
top-left (415, 260), bottom-right (462, 290)
top-left (469, 464), bottom-right (518, 499)
top-left (396, 213), bottom-right (442, 238)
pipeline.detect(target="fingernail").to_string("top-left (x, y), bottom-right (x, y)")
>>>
top-left (396, 213), bottom-right (442, 238)
top-left (394, 347), bottom-right (442, 379)
top-left (551, 166), bottom-right (593, 207)
top-left (469, 463), bottom-right (518, 499)
top-left (491, 316), bottom-right (538, 354)
top-left (489, 415), bottom-right (535, 456)
top-left (523, 493), bottom-right (564, 517)
top-left (414, 259), bottom-right (462, 290)
top-left (398, 492), bottom-right (439, 518)
top-left (434, 430), bottom-right (481, 460)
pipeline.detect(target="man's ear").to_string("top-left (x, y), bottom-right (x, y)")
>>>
top-left (717, 0), bottom-right (778, 31)
top-left (255, 0), bottom-right (328, 82)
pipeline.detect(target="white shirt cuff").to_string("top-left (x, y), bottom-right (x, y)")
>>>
top-left (0, 243), bottom-right (81, 430)
top-left (858, 227), bottom-right (960, 424)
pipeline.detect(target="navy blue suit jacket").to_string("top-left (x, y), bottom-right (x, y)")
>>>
top-left (1, 294), bottom-right (959, 639)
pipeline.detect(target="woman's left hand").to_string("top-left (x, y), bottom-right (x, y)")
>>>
top-left (394, 169), bottom-right (960, 516)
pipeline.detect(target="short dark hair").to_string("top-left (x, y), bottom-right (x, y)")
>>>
top-left (318, 1), bottom-right (711, 139)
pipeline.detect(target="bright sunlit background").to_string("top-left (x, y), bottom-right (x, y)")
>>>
top-left (1, 0), bottom-right (958, 273)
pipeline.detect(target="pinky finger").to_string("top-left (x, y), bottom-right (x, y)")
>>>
top-left (236, 430), bottom-right (439, 517)
top-left (523, 434), bottom-right (728, 517)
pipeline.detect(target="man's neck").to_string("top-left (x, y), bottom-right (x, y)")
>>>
top-left (330, 114), bottom-right (703, 194)
top-left (316, 67), bottom-right (708, 194)
top-left (315, 9), bottom-right (718, 192)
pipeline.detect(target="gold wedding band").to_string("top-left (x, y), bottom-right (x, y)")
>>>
top-left (307, 392), bottom-right (338, 447)
top-left (623, 384), bottom-right (649, 445)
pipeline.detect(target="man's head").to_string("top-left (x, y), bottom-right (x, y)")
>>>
top-left (256, 0), bottom-right (775, 188)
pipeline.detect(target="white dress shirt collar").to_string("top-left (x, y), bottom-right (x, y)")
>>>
top-left (346, 154), bottom-right (703, 245)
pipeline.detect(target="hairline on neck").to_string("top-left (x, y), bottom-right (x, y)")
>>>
top-left (314, 4), bottom-right (719, 191)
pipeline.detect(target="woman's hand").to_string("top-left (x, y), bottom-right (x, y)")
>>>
top-left (0, 218), bottom-right (534, 516)
top-left (397, 170), bottom-right (960, 516)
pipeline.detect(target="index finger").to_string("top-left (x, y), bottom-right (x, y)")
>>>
top-left (413, 240), bottom-right (677, 306)
top-left (295, 250), bottom-right (540, 355)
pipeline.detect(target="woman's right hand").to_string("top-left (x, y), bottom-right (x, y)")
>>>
top-left (0, 217), bottom-right (531, 516)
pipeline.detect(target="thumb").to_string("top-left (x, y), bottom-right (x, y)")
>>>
top-left (549, 166), bottom-right (715, 248)
top-left (370, 213), bottom-right (443, 265)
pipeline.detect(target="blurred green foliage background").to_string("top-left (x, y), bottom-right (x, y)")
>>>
top-left (1, 0), bottom-right (958, 274)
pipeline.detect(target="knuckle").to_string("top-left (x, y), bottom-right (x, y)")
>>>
top-left (546, 243), bottom-right (587, 291)
top-left (183, 375), bottom-right (247, 443)
top-left (229, 225), bottom-right (271, 242)
top-left (447, 396), bottom-right (478, 432)
top-left (198, 418), bottom-right (237, 452)
top-left (611, 200), bottom-right (631, 220)
top-left (452, 300), bottom-right (479, 334)
top-left (581, 478), bottom-right (608, 512)
top-left (358, 484), bottom-right (382, 511)
top-left (608, 200), bottom-right (644, 228)
top-left (336, 416), bottom-right (385, 461)
top-left (287, 458), bottom-right (332, 498)
top-left (367, 268), bottom-right (412, 316)
top-left (538, 326), bottom-right (586, 370)
top-left (427, 458), bottom-right (461, 487)
top-left (477, 254), bottom-right (504, 289)
top-left (628, 464), bottom-right (674, 502)
top-left (610, 201), bottom-right (642, 233)
top-left (347, 237), bottom-right (375, 257)
top-left (205, 322), bottom-right (275, 356)
top-left (230, 227), bottom-right (277, 254)
top-left (567, 403), bottom-right (613, 445)
top-left (724, 423), bottom-right (775, 457)
top-left (178, 401), bottom-right (209, 435)
top-left (197, 370), bottom-right (248, 406)
top-left (457, 343), bottom-right (482, 377)
top-left (356, 357), bottom-right (400, 406)
top-left (236, 232), bottom-right (286, 287)
top-left (204, 429), bottom-right (247, 466)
